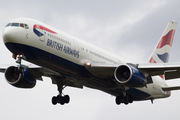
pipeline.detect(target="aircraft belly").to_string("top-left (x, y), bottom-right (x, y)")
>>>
top-left (5, 42), bottom-right (153, 101)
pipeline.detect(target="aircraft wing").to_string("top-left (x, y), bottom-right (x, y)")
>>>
top-left (0, 64), bottom-right (83, 89)
top-left (84, 62), bottom-right (180, 80)
top-left (0, 64), bottom-right (61, 80)
top-left (138, 63), bottom-right (180, 80)
top-left (28, 62), bottom-right (180, 90)
top-left (0, 65), bottom-right (7, 72)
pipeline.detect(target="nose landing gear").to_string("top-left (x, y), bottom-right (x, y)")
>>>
top-left (12, 54), bottom-right (25, 73)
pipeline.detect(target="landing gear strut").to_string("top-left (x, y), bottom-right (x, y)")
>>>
top-left (15, 54), bottom-right (26, 65)
top-left (13, 54), bottom-right (24, 73)
top-left (16, 55), bottom-right (23, 73)
top-left (51, 77), bottom-right (70, 105)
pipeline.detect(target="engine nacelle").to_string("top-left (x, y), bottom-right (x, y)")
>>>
top-left (4, 66), bottom-right (36, 88)
top-left (114, 65), bottom-right (147, 87)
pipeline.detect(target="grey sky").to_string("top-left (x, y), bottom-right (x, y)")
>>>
top-left (0, 0), bottom-right (180, 120)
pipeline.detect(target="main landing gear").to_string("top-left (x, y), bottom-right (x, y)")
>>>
top-left (51, 77), bottom-right (70, 105)
top-left (115, 88), bottom-right (133, 105)
top-left (115, 95), bottom-right (133, 105)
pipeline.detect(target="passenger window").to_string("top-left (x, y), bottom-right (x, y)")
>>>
top-left (20, 23), bottom-right (24, 28)
top-left (25, 24), bottom-right (29, 29)
top-left (6, 23), bottom-right (11, 27)
top-left (11, 23), bottom-right (19, 27)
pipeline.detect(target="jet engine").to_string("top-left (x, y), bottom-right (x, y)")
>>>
top-left (114, 65), bottom-right (147, 87)
top-left (4, 66), bottom-right (36, 88)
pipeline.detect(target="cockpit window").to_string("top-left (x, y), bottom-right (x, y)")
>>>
top-left (5, 22), bottom-right (29, 29)
top-left (6, 23), bottom-right (11, 27)
top-left (25, 24), bottom-right (29, 29)
top-left (11, 23), bottom-right (19, 27)
top-left (20, 23), bottom-right (24, 28)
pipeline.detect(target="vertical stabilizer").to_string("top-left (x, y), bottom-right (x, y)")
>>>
top-left (149, 20), bottom-right (177, 64)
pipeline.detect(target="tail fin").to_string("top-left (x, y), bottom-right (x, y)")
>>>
top-left (149, 20), bottom-right (177, 64)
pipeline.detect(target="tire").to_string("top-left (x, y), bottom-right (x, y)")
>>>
top-left (129, 95), bottom-right (133, 103)
top-left (52, 96), bottom-right (57, 105)
top-left (64, 95), bottom-right (70, 104)
top-left (115, 96), bottom-right (121, 105)
top-left (124, 96), bottom-right (129, 105)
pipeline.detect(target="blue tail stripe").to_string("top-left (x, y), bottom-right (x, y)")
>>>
top-left (157, 53), bottom-right (169, 63)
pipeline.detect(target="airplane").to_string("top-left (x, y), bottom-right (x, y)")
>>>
top-left (1, 18), bottom-right (180, 105)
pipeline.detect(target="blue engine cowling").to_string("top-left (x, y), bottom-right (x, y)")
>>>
top-left (114, 65), bottom-right (147, 87)
top-left (4, 66), bottom-right (36, 88)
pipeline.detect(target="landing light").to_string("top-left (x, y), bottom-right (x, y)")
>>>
top-left (86, 62), bottom-right (91, 66)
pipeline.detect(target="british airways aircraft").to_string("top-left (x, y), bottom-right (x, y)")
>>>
top-left (1, 18), bottom-right (180, 105)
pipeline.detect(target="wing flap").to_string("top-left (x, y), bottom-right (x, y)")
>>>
top-left (162, 86), bottom-right (180, 91)
top-left (165, 70), bottom-right (180, 80)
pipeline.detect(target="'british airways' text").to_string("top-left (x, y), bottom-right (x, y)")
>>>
top-left (47, 39), bottom-right (79, 58)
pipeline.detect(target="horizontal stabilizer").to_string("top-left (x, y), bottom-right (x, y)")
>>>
top-left (162, 86), bottom-right (180, 91)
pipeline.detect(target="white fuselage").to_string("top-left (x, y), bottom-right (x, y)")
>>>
top-left (3, 18), bottom-right (170, 101)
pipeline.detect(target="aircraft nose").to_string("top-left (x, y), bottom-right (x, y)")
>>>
top-left (3, 27), bottom-right (17, 44)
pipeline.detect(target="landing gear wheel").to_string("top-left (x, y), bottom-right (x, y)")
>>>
top-left (59, 97), bottom-right (65, 105)
top-left (51, 95), bottom-right (70, 105)
top-left (64, 95), bottom-right (70, 104)
top-left (124, 96), bottom-right (129, 105)
top-left (52, 96), bottom-right (58, 105)
top-left (116, 96), bottom-right (122, 105)
top-left (128, 95), bottom-right (133, 103)
top-left (115, 94), bottom-right (134, 105)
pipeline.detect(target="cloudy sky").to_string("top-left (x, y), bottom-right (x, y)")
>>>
top-left (1, 0), bottom-right (180, 120)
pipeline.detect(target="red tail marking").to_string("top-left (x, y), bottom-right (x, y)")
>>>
top-left (149, 57), bottom-right (156, 63)
top-left (156, 29), bottom-right (175, 49)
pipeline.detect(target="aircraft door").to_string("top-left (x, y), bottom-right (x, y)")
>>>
top-left (35, 24), bottom-right (45, 42)
top-left (24, 24), bottom-right (29, 39)
top-left (73, 39), bottom-right (79, 58)
top-left (74, 39), bottom-right (79, 51)
top-left (18, 23), bottom-right (28, 40)
top-left (39, 28), bottom-right (45, 42)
